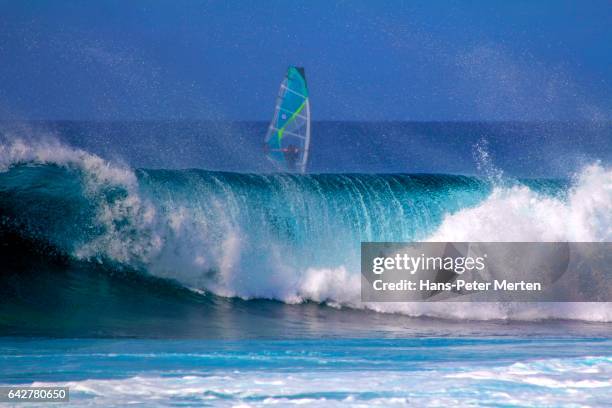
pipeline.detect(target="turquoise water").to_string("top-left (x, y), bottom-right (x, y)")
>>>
top-left (0, 129), bottom-right (610, 407)
top-left (1, 337), bottom-right (611, 407)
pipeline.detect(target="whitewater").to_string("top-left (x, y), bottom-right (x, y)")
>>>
top-left (0, 136), bottom-right (611, 323)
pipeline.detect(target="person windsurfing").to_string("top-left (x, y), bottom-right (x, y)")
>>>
top-left (283, 144), bottom-right (300, 171)
top-left (263, 143), bottom-right (300, 171)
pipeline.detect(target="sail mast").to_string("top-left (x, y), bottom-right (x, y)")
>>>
top-left (299, 99), bottom-right (311, 173)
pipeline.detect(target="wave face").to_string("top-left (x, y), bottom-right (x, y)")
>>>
top-left (1, 138), bottom-right (611, 326)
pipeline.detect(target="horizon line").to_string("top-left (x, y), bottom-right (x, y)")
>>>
top-left (1, 119), bottom-right (610, 124)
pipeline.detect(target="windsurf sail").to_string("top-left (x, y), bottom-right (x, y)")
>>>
top-left (264, 66), bottom-right (310, 173)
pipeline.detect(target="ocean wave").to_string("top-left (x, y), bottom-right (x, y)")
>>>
top-left (0, 137), bottom-right (610, 322)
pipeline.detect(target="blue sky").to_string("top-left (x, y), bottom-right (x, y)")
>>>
top-left (0, 0), bottom-right (610, 120)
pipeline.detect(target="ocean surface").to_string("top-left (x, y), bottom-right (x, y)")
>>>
top-left (0, 121), bottom-right (611, 406)
top-left (1, 337), bottom-right (611, 407)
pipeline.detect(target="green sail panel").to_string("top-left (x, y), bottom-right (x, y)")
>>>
top-left (264, 66), bottom-right (311, 173)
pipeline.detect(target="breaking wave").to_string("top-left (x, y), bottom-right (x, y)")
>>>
top-left (0, 137), bottom-right (610, 324)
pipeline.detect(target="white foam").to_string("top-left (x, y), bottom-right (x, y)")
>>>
top-left (291, 266), bottom-right (361, 306)
top-left (20, 355), bottom-right (612, 407)
top-left (447, 356), bottom-right (612, 389)
top-left (0, 137), bottom-right (161, 264)
top-left (428, 163), bottom-right (611, 242)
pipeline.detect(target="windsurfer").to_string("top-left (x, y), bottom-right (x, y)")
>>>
top-left (264, 144), bottom-right (300, 171)
top-left (283, 144), bottom-right (299, 171)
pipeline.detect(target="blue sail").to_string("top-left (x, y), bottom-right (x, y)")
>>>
top-left (264, 67), bottom-right (311, 173)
